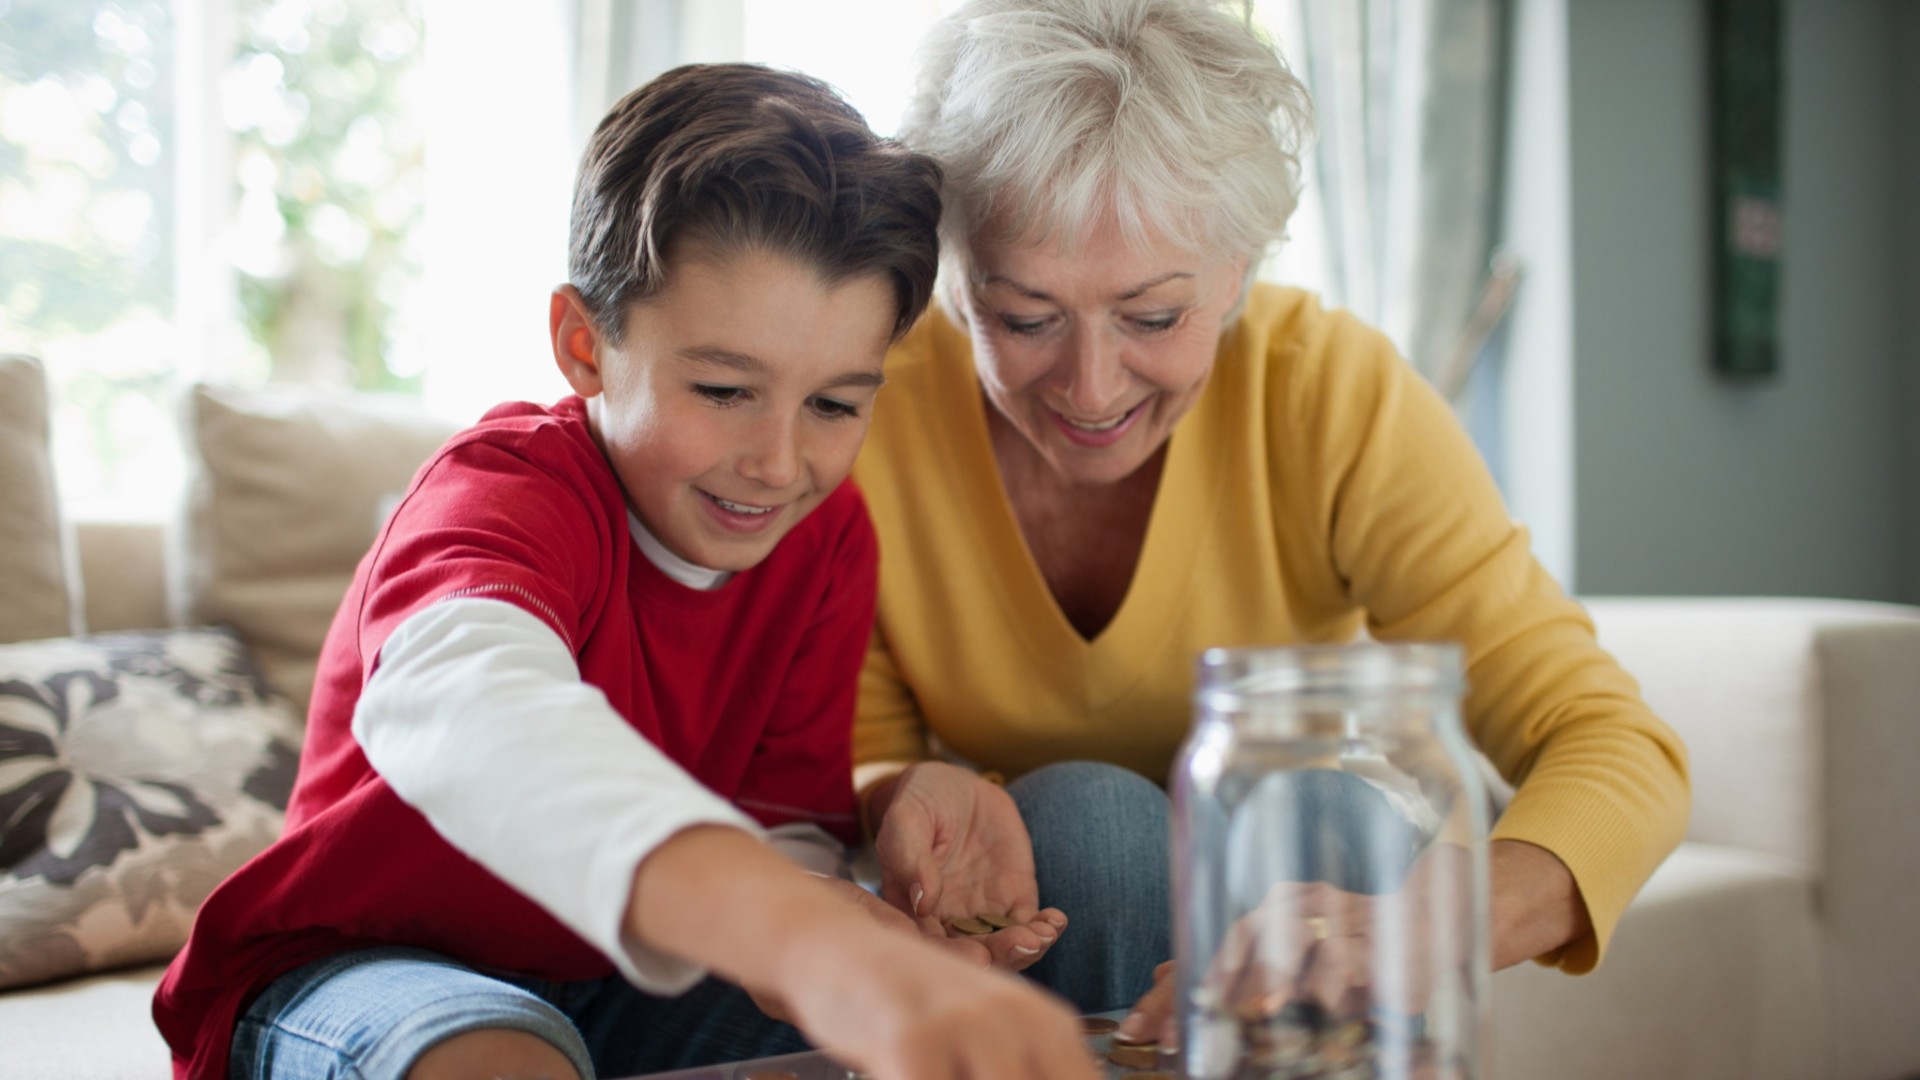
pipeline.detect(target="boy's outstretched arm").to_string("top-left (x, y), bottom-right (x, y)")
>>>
top-left (358, 598), bottom-right (1095, 1079)
top-left (627, 824), bottom-right (1098, 1080)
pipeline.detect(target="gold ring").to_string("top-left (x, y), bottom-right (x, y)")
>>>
top-left (1305, 916), bottom-right (1330, 941)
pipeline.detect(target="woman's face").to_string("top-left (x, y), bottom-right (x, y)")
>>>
top-left (963, 216), bottom-right (1246, 487)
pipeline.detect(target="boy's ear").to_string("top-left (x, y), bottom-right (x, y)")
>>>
top-left (550, 285), bottom-right (606, 398)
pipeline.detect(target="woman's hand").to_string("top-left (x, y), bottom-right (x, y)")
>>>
top-left (868, 762), bottom-right (1067, 971)
top-left (1118, 845), bottom-right (1474, 1045)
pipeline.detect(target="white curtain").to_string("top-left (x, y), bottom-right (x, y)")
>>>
top-left (1292, 0), bottom-right (1514, 399)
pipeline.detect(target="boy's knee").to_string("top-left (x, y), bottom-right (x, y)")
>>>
top-left (406, 1028), bottom-right (585, 1080)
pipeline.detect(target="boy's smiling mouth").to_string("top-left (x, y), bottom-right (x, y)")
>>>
top-left (700, 490), bottom-right (782, 517)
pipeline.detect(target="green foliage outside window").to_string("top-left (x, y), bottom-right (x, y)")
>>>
top-left (0, 0), bottom-right (423, 513)
top-left (228, 0), bottom-right (424, 391)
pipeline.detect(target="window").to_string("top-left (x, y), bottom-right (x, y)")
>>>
top-left (4, 0), bottom-right (1332, 521)
top-left (0, 0), bottom-right (424, 519)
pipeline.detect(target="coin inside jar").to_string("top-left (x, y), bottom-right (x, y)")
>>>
top-left (1079, 1016), bottom-right (1120, 1034)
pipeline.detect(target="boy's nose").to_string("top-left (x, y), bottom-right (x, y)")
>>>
top-left (738, 418), bottom-right (801, 490)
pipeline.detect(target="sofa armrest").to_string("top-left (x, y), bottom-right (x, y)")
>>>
top-left (1813, 618), bottom-right (1920, 1079)
top-left (1580, 596), bottom-right (1919, 871)
top-left (1583, 596), bottom-right (1920, 1080)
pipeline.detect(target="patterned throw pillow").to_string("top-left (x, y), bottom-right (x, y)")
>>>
top-left (0, 627), bottom-right (302, 989)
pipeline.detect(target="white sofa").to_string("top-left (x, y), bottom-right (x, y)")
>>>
top-left (2, 371), bottom-right (1917, 1079)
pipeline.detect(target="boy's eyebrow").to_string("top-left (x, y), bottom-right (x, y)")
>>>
top-left (681, 345), bottom-right (885, 389)
top-left (983, 271), bottom-right (1195, 303)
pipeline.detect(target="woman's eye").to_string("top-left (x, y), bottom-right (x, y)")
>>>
top-left (1130, 313), bottom-right (1182, 334)
top-left (998, 315), bottom-right (1051, 337)
top-left (810, 396), bottom-right (860, 420)
top-left (694, 384), bottom-right (746, 405)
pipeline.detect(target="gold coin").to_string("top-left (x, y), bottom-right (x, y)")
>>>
top-left (1079, 1016), bottom-right (1120, 1034)
top-left (977, 912), bottom-right (1015, 930)
top-left (1107, 1045), bottom-right (1160, 1068)
top-left (949, 916), bottom-right (995, 936)
top-left (743, 1073), bottom-right (799, 1080)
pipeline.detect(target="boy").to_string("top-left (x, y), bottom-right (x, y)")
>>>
top-left (153, 64), bottom-right (1094, 1080)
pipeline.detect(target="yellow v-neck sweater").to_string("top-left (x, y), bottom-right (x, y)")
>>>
top-left (852, 285), bottom-right (1688, 971)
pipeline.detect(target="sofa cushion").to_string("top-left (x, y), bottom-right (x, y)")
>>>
top-left (183, 384), bottom-right (459, 714)
top-left (0, 355), bottom-right (76, 645)
top-left (0, 964), bottom-right (170, 1079)
top-left (0, 627), bottom-right (302, 990)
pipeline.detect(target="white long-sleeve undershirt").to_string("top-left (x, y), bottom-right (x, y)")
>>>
top-left (353, 595), bottom-right (848, 994)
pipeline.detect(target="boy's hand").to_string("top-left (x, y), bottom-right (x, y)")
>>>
top-left (744, 875), bottom-right (1013, 1022)
top-left (777, 916), bottom-right (1101, 1080)
top-left (626, 825), bottom-right (1093, 1078)
top-left (868, 762), bottom-right (1067, 972)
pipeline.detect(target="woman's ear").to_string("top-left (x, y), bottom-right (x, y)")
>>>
top-left (550, 285), bottom-right (606, 397)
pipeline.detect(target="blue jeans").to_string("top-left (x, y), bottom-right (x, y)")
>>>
top-left (1008, 761), bottom-right (1422, 1015)
top-left (229, 946), bottom-right (808, 1079)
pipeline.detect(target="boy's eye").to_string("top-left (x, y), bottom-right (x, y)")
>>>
top-left (694, 384), bottom-right (746, 405)
top-left (809, 396), bottom-right (860, 420)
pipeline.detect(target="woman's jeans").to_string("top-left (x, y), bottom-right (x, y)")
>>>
top-left (1008, 760), bottom-right (1423, 1014)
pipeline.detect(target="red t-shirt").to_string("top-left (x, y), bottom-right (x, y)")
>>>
top-left (153, 397), bottom-right (873, 1079)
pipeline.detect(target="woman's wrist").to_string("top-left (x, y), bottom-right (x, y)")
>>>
top-left (1487, 838), bottom-right (1592, 969)
top-left (854, 760), bottom-right (914, 839)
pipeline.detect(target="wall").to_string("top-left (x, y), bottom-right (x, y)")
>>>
top-left (1901, 2), bottom-right (1920, 604)
top-left (1555, 0), bottom-right (1907, 600)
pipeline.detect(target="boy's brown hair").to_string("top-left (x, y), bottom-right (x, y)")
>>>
top-left (569, 63), bottom-right (944, 343)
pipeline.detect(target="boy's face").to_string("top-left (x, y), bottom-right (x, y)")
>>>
top-left (551, 245), bottom-right (895, 572)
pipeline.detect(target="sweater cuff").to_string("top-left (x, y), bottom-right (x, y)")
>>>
top-left (1490, 784), bottom-right (1671, 974)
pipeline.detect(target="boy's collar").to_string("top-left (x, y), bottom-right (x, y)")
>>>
top-left (626, 508), bottom-right (733, 592)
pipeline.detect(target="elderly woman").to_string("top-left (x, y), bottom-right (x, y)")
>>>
top-left (852, 0), bottom-right (1690, 1029)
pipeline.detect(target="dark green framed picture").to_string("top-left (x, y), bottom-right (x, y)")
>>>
top-left (1710, 0), bottom-right (1784, 377)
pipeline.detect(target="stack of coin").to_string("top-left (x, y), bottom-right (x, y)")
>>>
top-left (1222, 1002), bottom-right (1458, 1080)
top-left (947, 912), bottom-right (1015, 936)
top-left (1105, 1026), bottom-right (1175, 1073)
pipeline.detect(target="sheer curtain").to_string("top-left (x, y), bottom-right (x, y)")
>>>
top-left (416, 0), bottom-right (1515, 421)
top-left (420, 0), bottom-right (770, 423)
top-left (1280, 0), bottom-right (1514, 399)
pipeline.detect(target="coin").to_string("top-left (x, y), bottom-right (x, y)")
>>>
top-left (1079, 1016), bottom-right (1120, 1034)
top-left (949, 916), bottom-right (995, 936)
top-left (1127, 1072), bottom-right (1178, 1079)
top-left (977, 912), bottom-right (1015, 930)
top-left (1107, 1045), bottom-right (1160, 1068)
top-left (744, 1073), bottom-right (799, 1080)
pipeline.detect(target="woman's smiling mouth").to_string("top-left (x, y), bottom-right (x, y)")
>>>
top-left (1051, 401), bottom-right (1145, 446)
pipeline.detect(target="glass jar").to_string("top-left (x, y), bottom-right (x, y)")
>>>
top-left (1171, 644), bottom-right (1488, 1080)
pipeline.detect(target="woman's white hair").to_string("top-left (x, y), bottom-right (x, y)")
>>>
top-left (902, 0), bottom-right (1313, 297)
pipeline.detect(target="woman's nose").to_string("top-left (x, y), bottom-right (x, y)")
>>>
top-left (1060, 327), bottom-right (1129, 415)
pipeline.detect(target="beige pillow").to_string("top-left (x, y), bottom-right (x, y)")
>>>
top-left (0, 355), bottom-right (75, 645)
top-left (0, 627), bottom-right (302, 989)
top-left (183, 385), bottom-right (460, 715)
